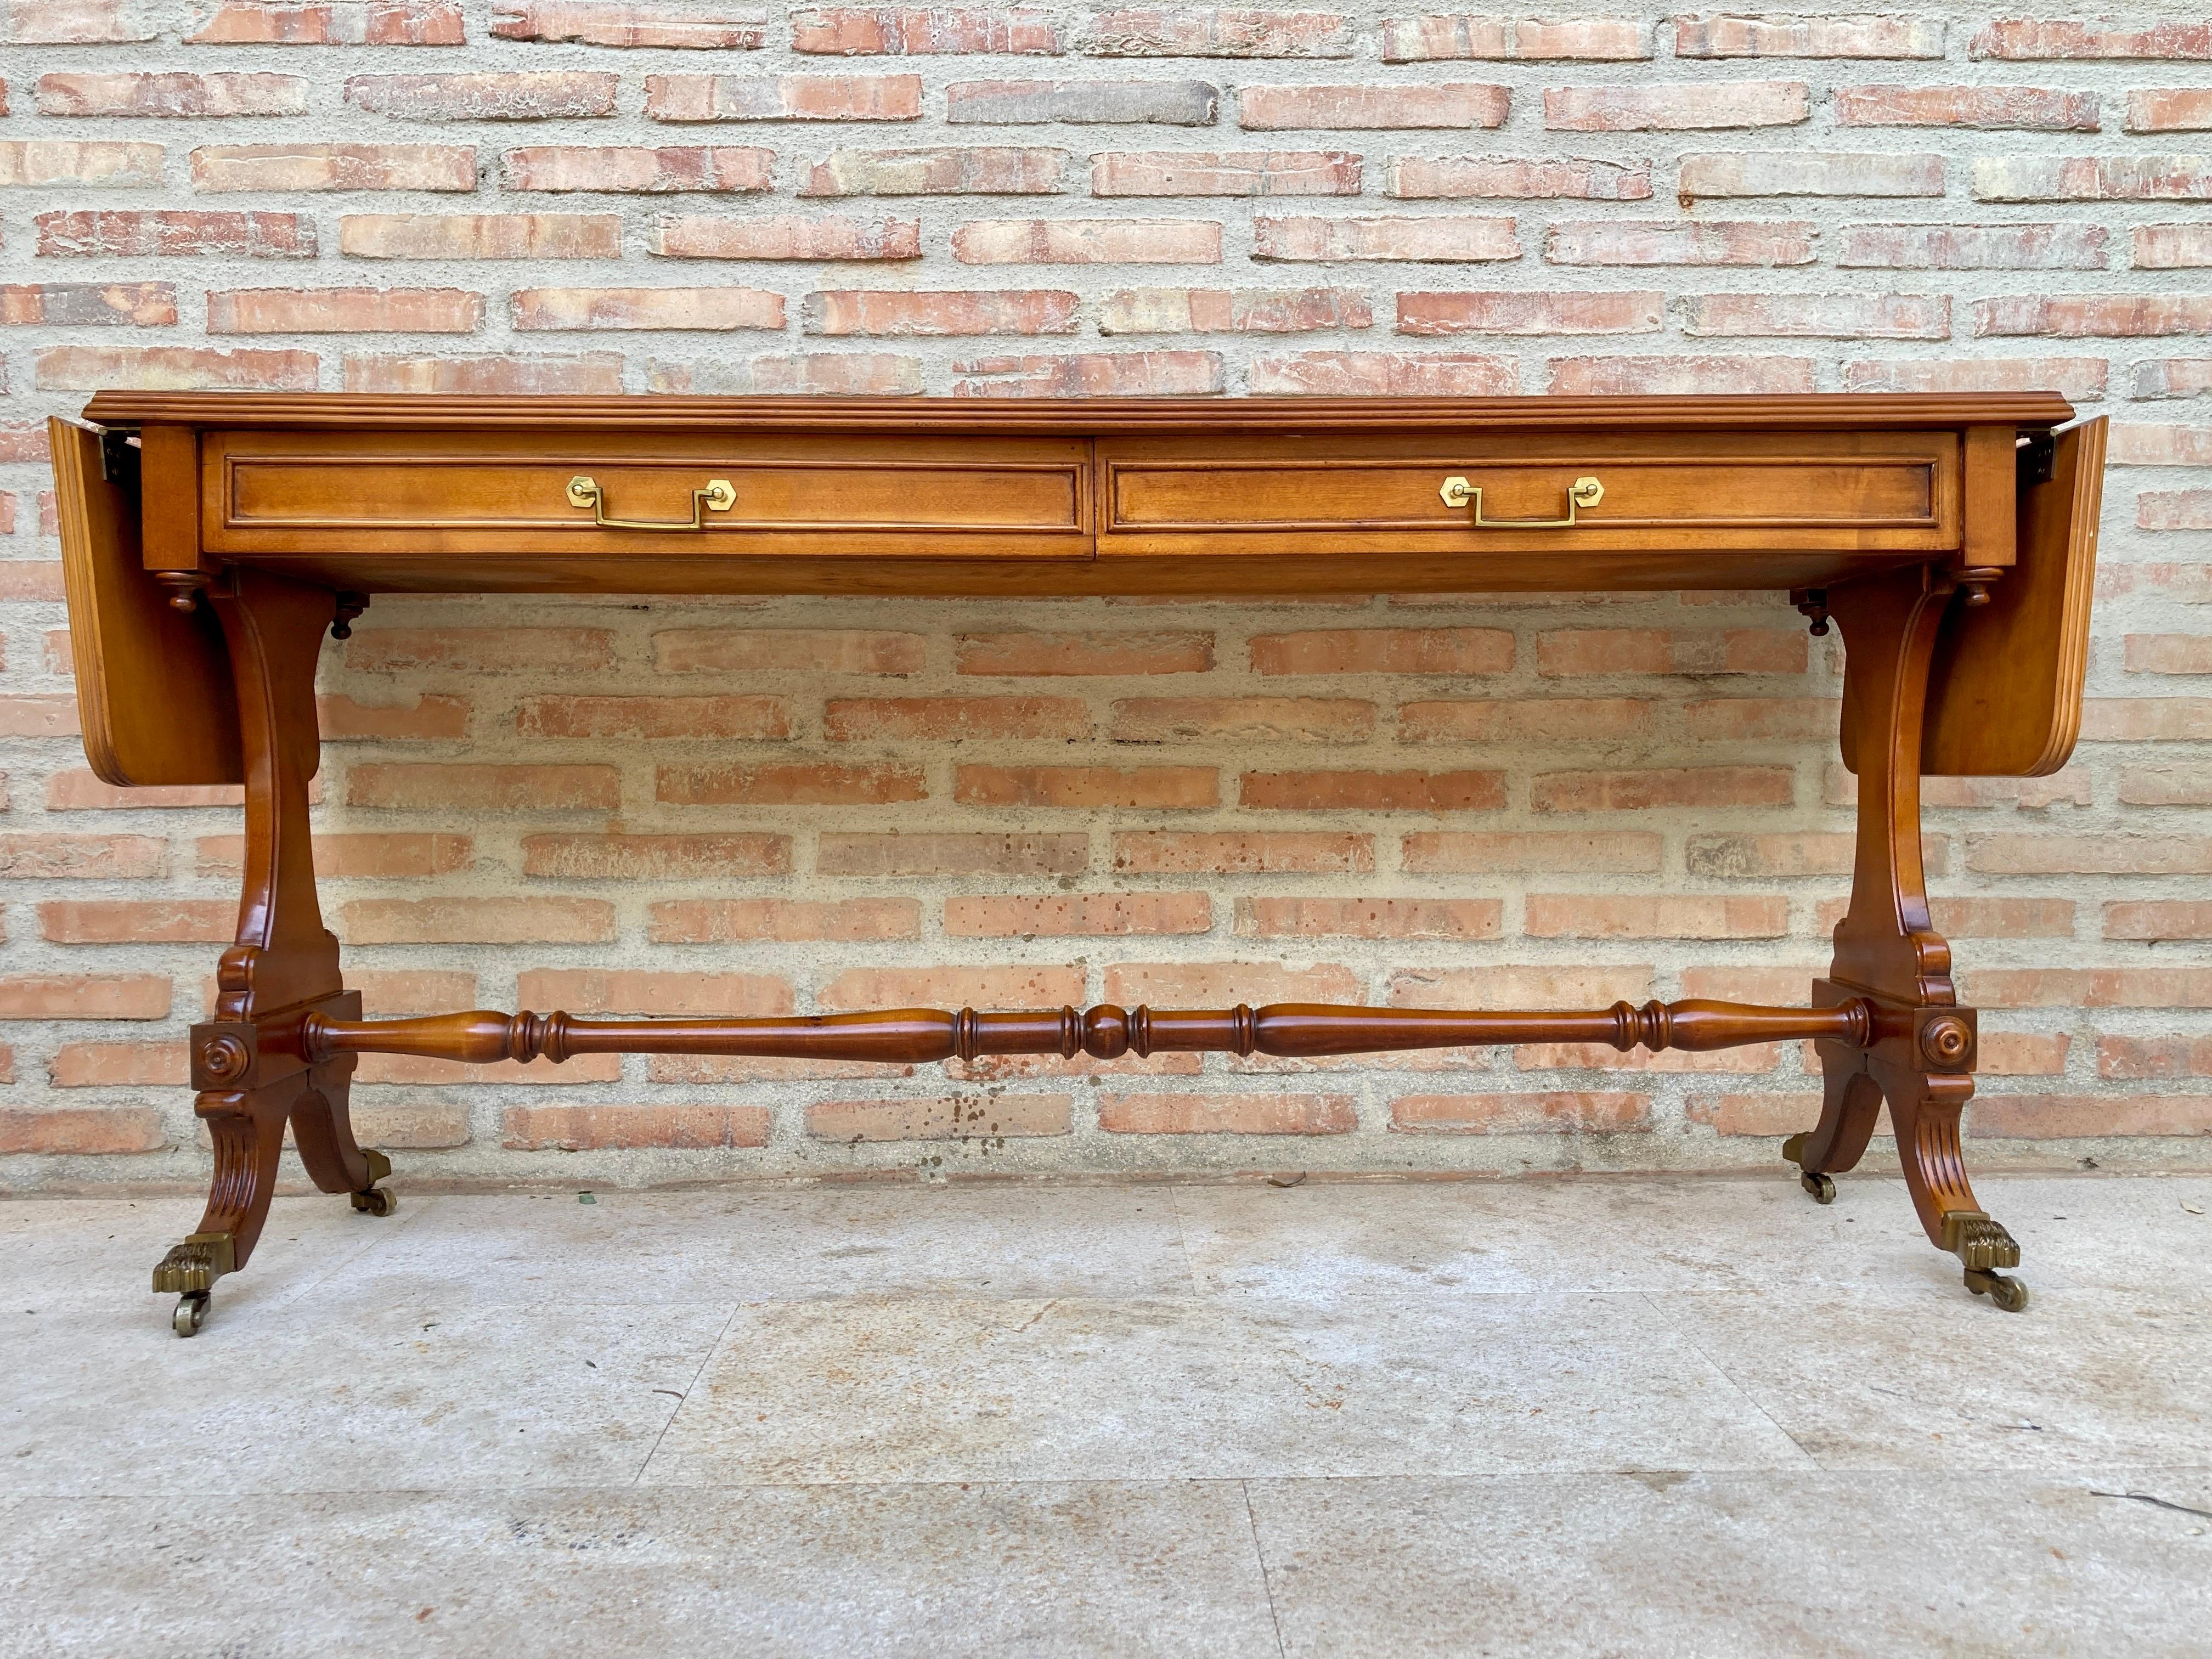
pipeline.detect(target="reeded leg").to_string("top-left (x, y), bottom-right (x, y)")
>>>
top-left (152, 1082), bottom-right (288, 1336)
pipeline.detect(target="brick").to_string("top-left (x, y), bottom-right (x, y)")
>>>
top-left (0, 283), bottom-right (175, 328)
top-left (516, 969), bottom-right (788, 1015)
top-left (184, 2), bottom-right (464, 45)
top-left (2135, 226), bottom-right (2212, 269)
top-left (0, 1107), bottom-right (162, 1154)
top-left (1545, 220), bottom-right (1814, 265)
top-left (1392, 1091), bottom-right (1647, 1133)
top-left (953, 350), bottom-right (1222, 394)
top-left (659, 761), bottom-right (922, 804)
top-left (2116, 416), bottom-right (2212, 462)
top-left (505, 145), bottom-right (772, 193)
top-left (0, 974), bottom-right (168, 1020)
top-left (1109, 955), bottom-right (1366, 1007)
top-left (521, 695), bottom-right (790, 741)
top-left (1537, 626), bottom-right (1807, 674)
top-left (1381, 16), bottom-right (1646, 61)
top-left (505, 1103), bottom-right (771, 1151)
top-left (2098, 1036), bottom-right (2212, 1079)
top-left (3, 0), bottom-right (155, 41)
top-left (1241, 768), bottom-right (1505, 810)
top-left (1975, 157), bottom-right (2212, 202)
top-left (1248, 350), bottom-right (1515, 394)
top-left (1966, 969), bottom-right (2212, 1010)
top-left (953, 764), bottom-right (1217, 808)
top-left (1836, 223), bottom-right (2107, 270)
top-left (1101, 286), bottom-right (1369, 332)
top-left (321, 695), bottom-right (473, 740)
top-left (947, 78), bottom-right (1216, 124)
top-left (1392, 965), bottom-right (1653, 1008)
top-left (1842, 356), bottom-right (2109, 399)
top-left (345, 72), bottom-right (619, 120)
top-left (947, 893), bottom-right (1210, 936)
top-left (1532, 766), bottom-right (1793, 812)
top-left (1684, 1091), bottom-right (1816, 1136)
top-left (2126, 630), bottom-right (2212, 673)
top-left (1978, 296), bottom-right (2212, 338)
top-left (801, 146), bottom-right (1065, 195)
top-left (824, 695), bottom-right (1087, 740)
top-left (810, 1093), bottom-right (1071, 1141)
top-left (209, 287), bottom-right (482, 334)
top-left (808, 288), bottom-right (1078, 334)
top-left (340, 213), bottom-right (621, 258)
top-left (1683, 290), bottom-right (1950, 338)
top-left (349, 625), bottom-right (614, 673)
top-left (1971, 1096), bottom-right (2212, 1139)
top-left (342, 897), bottom-right (616, 945)
top-left (644, 73), bottom-right (923, 122)
top-left (654, 627), bottom-right (923, 673)
top-left (2120, 761), bottom-right (2212, 808)
top-left (955, 629), bottom-right (1212, 674)
top-left (351, 351), bottom-right (629, 394)
top-left (50, 1041), bottom-right (184, 1087)
top-left (1398, 290), bottom-right (1660, 335)
top-left (650, 211), bottom-right (929, 259)
top-left (649, 352), bottom-right (925, 393)
top-left (1111, 695), bottom-right (1372, 741)
top-left (1234, 896), bottom-right (1501, 938)
top-left (492, 2), bottom-right (768, 48)
top-left (40, 900), bottom-right (232, 944)
top-left (1547, 81), bottom-right (1807, 130)
top-left (1092, 149), bottom-right (1359, 194)
top-left (820, 964), bottom-right (1084, 1011)
top-left (1683, 696), bottom-right (1838, 739)
top-left (1388, 157), bottom-right (1650, 199)
top-left (2104, 901), bottom-right (2212, 942)
top-left (1397, 696), bottom-right (1652, 743)
top-left (1110, 830), bottom-right (1370, 873)
top-left (1101, 1091), bottom-right (1355, 1133)
top-left (1679, 150), bottom-right (1943, 198)
top-left (1251, 626), bottom-right (1512, 674)
top-left (1402, 831), bottom-right (1661, 873)
top-left (1518, 1041), bottom-right (1779, 1076)
top-left (1525, 894), bottom-right (1787, 940)
top-left (817, 832), bottom-right (1088, 876)
top-left (1547, 356), bottom-right (1815, 394)
top-left (512, 286), bottom-right (783, 330)
top-left (44, 772), bottom-right (240, 810)
top-left (2138, 494), bottom-right (2212, 534)
top-left (1082, 9), bottom-right (1353, 57)
top-left (650, 897), bottom-right (921, 941)
top-left (953, 218), bottom-right (1219, 263)
top-left (1238, 82), bottom-right (1506, 129)
top-left (1834, 86), bottom-right (2098, 130)
top-left (1673, 15), bottom-right (1943, 58)
top-left (346, 763), bottom-right (619, 811)
top-left (197, 832), bottom-right (469, 878)
top-left (38, 71), bottom-right (306, 117)
top-left (1967, 833), bottom-right (2212, 877)
top-left (1689, 831), bottom-right (1944, 878)
top-left (2130, 90), bottom-right (2212, 133)
top-left (1254, 213), bottom-right (1515, 262)
top-left (0, 142), bottom-right (163, 188)
top-left (190, 143), bottom-right (476, 193)
top-left (35, 346), bottom-right (317, 393)
top-left (1972, 22), bottom-right (2212, 61)
top-left (794, 7), bottom-right (1066, 54)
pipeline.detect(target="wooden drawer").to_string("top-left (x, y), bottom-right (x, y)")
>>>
top-left (1097, 430), bottom-right (1959, 558)
top-left (202, 430), bottom-right (1092, 561)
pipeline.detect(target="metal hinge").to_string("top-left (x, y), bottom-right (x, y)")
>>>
top-left (2017, 429), bottom-right (2056, 488)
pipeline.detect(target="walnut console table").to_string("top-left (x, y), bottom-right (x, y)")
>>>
top-left (52, 392), bottom-right (2104, 1335)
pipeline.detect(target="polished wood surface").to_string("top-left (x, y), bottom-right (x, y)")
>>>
top-left (48, 390), bottom-right (2097, 1328)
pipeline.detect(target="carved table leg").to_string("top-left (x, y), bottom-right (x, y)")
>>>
top-left (152, 570), bottom-right (393, 1336)
top-left (1790, 564), bottom-right (2025, 1310)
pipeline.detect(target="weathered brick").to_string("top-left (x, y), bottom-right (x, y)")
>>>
top-left (1251, 626), bottom-right (1512, 674)
top-left (38, 71), bottom-right (307, 117)
top-left (1101, 1091), bottom-right (1356, 1133)
top-left (648, 898), bottom-right (921, 942)
top-left (1835, 86), bottom-right (2099, 130)
top-left (645, 73), bottom-right (922, 122)
top-left (2134, 225), bottom-right (2212, 269)
top-left (504, 1104), bottom-right (772, 1151)
top-left (1397, 696), bottom-right (1652, 743)
top-left (1111, 694), bottom-right (1373, 741)
top-left (1967, 833), bottom-right (2212, 877)
top-left (4, 0), bottom-right (156, 42)
top-left (1547, 355), bottom-right (1815, 394)
top-left (184, 2), bottom-right (465, 46)
top-left (35, 346), bottom-right (318, 392)
top-left (794, 7), bottom-right (1065, 55)
top-left (955, 629), bottom-right (1213, 674)
top-left (505, 145), bottom-right (772, 193)
top-left (1247, 350), bottom-right (1515, 394)
top-left (658, 761), bottom-right (922, 804)
top-left (0, 974), bottom-right (170, 1020)
top-left (1547, 81), bottom-right (1807, 130)
top-left (0, 283), bottom-right (175, 328)
top-left (346, 71), bottom-right (619, 120)
top-left (1239, 82), bottom-right (1508, 128)
top-left (342, 898), bottom-right (617, 945)
top-left (819, 964), bottom-right (1085, 1010)
top-left (1381, 16), bottom-right (1647, 61)
top-left (654, 626), bottom-right (923, 673)
top-left (1254, 213), bottom-right (1516, 262)
top-left (951, 350), bottom-right (1222, 394)
top-left (1974, 156), bottom-right (2212, 202)
top-left (1532, 766), bottom-right (1793, 812)
top-left (2103, 901), bottom-right (2212, 942)
top-left (1538, 627), bottom-right (1807, 674)
top-left (1842, 356), bottom-right (2109, 399)
top-left (0, 1107), bottom-right (161, 1154)
top-left (1101, 285), bottom-right (1368, 332)
top-left (947, 78), bottom-right (1216, 123)
top-left (1976, 295), bottom-right (2212, 338)
top-left (2129, 90), bottom-right (2212, 133)
top-left (807, 288), bottom-right (1079, 334)
top-left (492, 2), bottom-right (768, 48)
top-left (191, 143), bottom-right (476, 193)
top-left (1234, 896), bottom-right (1502, 938)
top-left (2137, 493), bottom-right (2212, 533)
top-left (346, 353), bottom-right (626, 393)
top-left (802, 145), bottom-right (1065, 194)
top-left (340, 213), bottom-right (621, 258)
top-left (347, 763), bottom-right (619, 811)
top-left (1389, 157), bottom-right (1651, 199)
top-left (1092, 148), bottom-right (1359, 194)
top-left (946, 893), bottom-right (1211, 936)
top-left (0, 835), bottom-right (164, 880)
top-left (810, 1093), bottom-right (1071, 1141)
top-left (512, 286), bottom-right (783, 330)
top-left (1392, 1091), bottom-right (1648, 1133)
top-left (1525, 894), bottom-right (1788, 939)
top-left (1240, 768), bottom-right (1505, 810)
top-left (653, 212), bottom-right (919, 259)
top-left (1673, 14), bottom-right (1944, 58)
top-left (1110, 830), bottom-right (1371, 873)
top-left (824, 695), bottom-right (1088, 740)
top-left (521, 833), bottom-right (789, 878)
top-left (953, 217), bottom-right (1221, 262)
top-left (1402, 831), bottom-right (1661, 873)
top-left (1393, 966), bottom-right (1653, 1008)
top-left (2098, 1035), bottom-right (2212, 1078)
top-left (1679, 151), bottom-right (1944, 197)
top-left (1835, 222), bottom-right (2107, 269)
top-left (517, 693), bottom-right (791, 737)
top-left (1965, 968), bottom-right (2212, 1009)
top-left (349, 625), bottom-right (614, 673)
top-left (648, 352), bottom-right (925, 393)
top-left (953, 764), bottom-right (1218, 807)
top-left (44, 772), bottom-right (240, 810)
top-left (0, 141), bottom-right (163, 188)
top-left (1972, 21), bottom-right (2212, 61)
top-left (819, 833), bottom-right (1089, 876)
top-left (1545, 219), bottom-right (1814, 265)
top-left (1083, 9), bottom-right (1353, 58)
top-left (1970, 1096), bottom-right (2212, 1139)
top-left (1398, 290), bottom-right (1660, 335)
top-left (208, 287), bottom-right (482, 333)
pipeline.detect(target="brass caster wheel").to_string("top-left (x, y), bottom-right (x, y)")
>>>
top-left (1964, 1268), bottom-right (2029, 1312)
top-left (350, 1186), bottom-right (397, 1217)
top-left (1799, 1171), bottom-right (1836, 1205)
top-left (173, 1291), bottom-right (210, 1338)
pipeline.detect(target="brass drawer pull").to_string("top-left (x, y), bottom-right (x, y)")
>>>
top-left (1440, 473), bottom-right (1603, 528)
top-left (567, 474), bottom-right (735, 531)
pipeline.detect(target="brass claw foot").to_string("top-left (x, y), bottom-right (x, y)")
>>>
top-left (1940, 1209), bottom-right (2021, 1272)
top-left (1964, 1267), bottom-right (2030, 1312)
top-left (154, 1232), bottom-right (235, 1337)
top-left (349, 1147), bottom-right (397, 1216)
top-left (1781, 1133), bottom-right (1835, 1203)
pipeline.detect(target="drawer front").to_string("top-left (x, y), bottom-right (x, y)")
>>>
top-left (1098, 431), bottom-right (1959, 556)
top-left (204, 431), bottom-right (1092, 560)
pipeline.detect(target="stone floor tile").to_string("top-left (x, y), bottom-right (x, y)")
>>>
top-left (0, 1482), bottom-right (1282, 1659)
top-left (641, 1289), bottom-right (1810, 1486)
top-left (1248, 1469), bottom-right (2212, 1658)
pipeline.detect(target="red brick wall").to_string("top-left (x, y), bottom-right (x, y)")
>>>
top-left (3, 6), bottom-right (2209, 1186)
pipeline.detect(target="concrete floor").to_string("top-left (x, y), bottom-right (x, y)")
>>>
top-left (3, 1173), bottom-right (2209, 1657)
